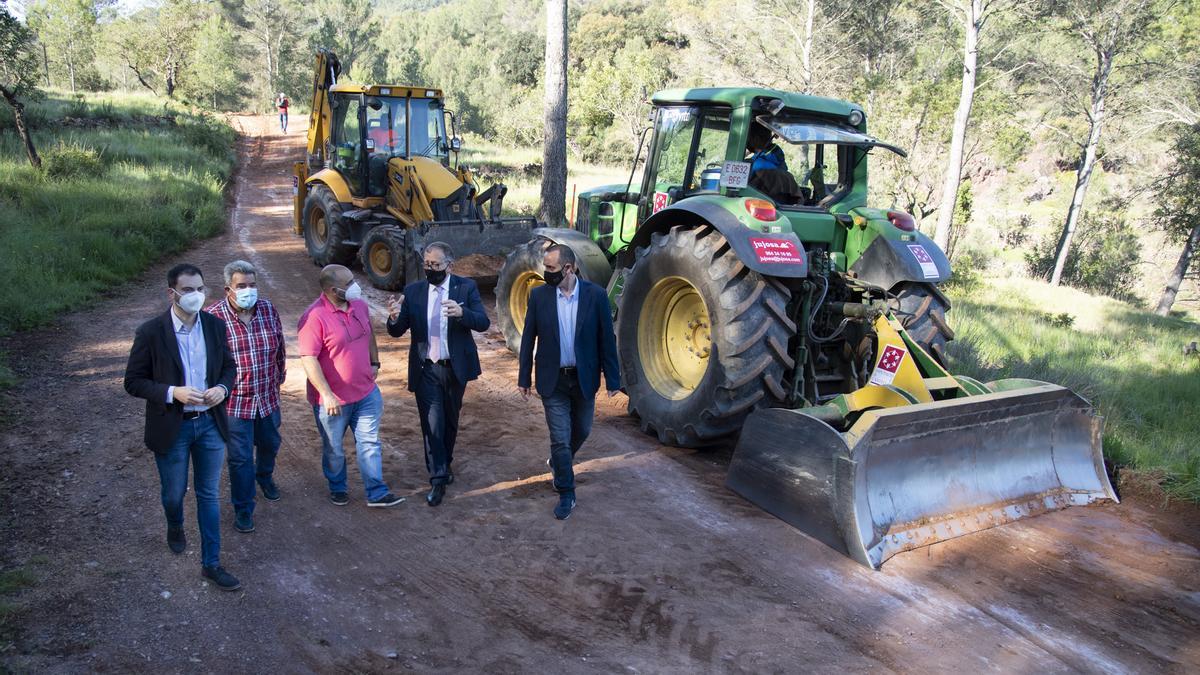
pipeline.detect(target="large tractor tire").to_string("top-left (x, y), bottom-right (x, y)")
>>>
top-left (360, 225), bottom-right (408, 291)
top-left (892, 282), bottom-right (954, 366)
top-left (302, 185), bottom-right (356, 266)
top-left (616, 225), bottom-right (796, 447)
top-left (495, 238), bottom-right (552, 352)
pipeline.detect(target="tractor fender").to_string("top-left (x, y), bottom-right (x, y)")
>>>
top-left (306, 168), bottom-right (353, 204)
top-left (625, 199), bottom-right (808, 278)
top-left (848, 233), bottom-right (951, 290)
top-left (528, 227), bottom-right (614, 288)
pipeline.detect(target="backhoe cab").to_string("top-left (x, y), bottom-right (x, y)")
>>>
top-left (292, 49), bottom-right (535, 289)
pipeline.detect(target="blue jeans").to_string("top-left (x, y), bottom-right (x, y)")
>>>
top-left (279, 111), bottom-right (287, 132)
top-left (155, 414), bottom-right (225, 568)
top-left (225, 409), bottom-right (282, 515)
top-left (312, 386), bottom-right (388, 500)
top-left (542, 370), bottom-right (595, 495)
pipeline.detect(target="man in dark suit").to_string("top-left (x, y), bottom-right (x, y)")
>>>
top-left (123, 263), bottom-right (241, 591)
top-left (386, 242), bottom-right (490, 507)
top-left (518, 244), bottom-right (620, 520)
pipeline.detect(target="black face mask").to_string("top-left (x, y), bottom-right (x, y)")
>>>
top-left (425, 268), bottom-right (447, 286)
top-left (542, 268), bottom-right (564, 287)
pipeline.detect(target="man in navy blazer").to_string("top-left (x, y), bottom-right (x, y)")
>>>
top-left (386, 242), bottom-right (489, 506)
top-left (518, 244), bottom-right (620, 520)
top-left (124, 263), bottom-right (241, 591)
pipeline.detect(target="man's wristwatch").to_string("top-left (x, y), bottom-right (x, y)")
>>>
top-left (371, 362), bottom-right (381, 368)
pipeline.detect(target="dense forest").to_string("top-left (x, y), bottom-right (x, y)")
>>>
top-left (3, 0), bottom-right (1200, 313)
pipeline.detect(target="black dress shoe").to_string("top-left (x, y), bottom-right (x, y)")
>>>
top-left (426, 484), bottom-right (445, 507)
top-left (201, 565), bottom-right (242, 591)
top-left (167, 525), bottom-right (186, 554)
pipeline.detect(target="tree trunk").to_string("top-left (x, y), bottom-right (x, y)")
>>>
top-left (1155, 220), bottom-right (1200, 316)
top-left (1051, 47), bottom-right (1112, 286)
top-left (539, 0), bottom-right (568, 226)
top-left (800, 0), bottom-right (815, 94)
top-left (68, 57), bottom-right (76, 94)
top-left (0, 88), bottom-right (41, 170)
top-left (933, 0), bottom-right (981, 252)
top-left (41, 43), bottom-right (50, 87)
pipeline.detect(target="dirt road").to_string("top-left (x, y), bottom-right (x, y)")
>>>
top-left (1, 115), bottom-right (1197, 673)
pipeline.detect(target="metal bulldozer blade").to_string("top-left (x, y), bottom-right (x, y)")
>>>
top-left (726, 384), bottom-right (1117, 569)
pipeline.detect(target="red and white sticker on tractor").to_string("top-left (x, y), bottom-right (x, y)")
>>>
top-left (907, 244), bottom-right (940, 279)
top-left (869, 344), bottom-right (907, 386)
top-left (749, 238), bottom-right (804, 264)
top-left (652, 191), bottom-right (669, 214)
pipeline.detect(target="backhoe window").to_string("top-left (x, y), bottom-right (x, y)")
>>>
top-left (366, 98), bottom-right (404, 155)
top-left (334, 96), bottom-right (364, 194)
top-left (410, 99), bottom-right (448, 161)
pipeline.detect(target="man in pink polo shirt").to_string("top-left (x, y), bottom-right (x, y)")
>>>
top-left (298, 264), bottom-right (403, 507)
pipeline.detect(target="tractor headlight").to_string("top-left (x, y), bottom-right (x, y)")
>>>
top-left (848, 110), bottom-right (864, 127)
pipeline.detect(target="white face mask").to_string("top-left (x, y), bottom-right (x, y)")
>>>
top-left (234, 287), bottom-right (258, 309)
top-left (343, 282), bottom-right (362, 302)
top-left (173, 289), bottom-right (205, 314)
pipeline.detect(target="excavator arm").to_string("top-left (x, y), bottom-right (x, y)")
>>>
top-left (306, 49), bottom-right (341, 169)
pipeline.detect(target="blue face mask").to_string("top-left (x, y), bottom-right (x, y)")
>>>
top-left (234, 287), bottom-right (258, 309)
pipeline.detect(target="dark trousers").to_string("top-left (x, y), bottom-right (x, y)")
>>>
top-left (541, 369), bottom-right (595, 495)
top-left (225, 409), bottom-right (282, 516)
top-left (417, 361), bottom-right (465, 486)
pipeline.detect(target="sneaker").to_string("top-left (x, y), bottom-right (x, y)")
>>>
top-left (553, 495), bottom-right (576, 520)
top-left (368, 493), bottom-right (405, 508)
top-left (201, 565), bottom-right (242, 591)
top-left (167, 525), bottom-right (186, 554)
top-left (234, 511), bottom-right (255, 533)
top-left (260, 480), bottom-right (281, 501)
top-left (330, 491), bottom-right (349, 506)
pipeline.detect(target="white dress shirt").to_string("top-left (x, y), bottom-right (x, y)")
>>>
top-left (167, 309), bottom-right (210, 411)
top-left (427, 277), bottom-right (452, 362)
top-left (556, 280), bottom-right (578, 368)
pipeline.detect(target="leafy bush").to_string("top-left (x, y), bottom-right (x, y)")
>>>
top-left (42, 141), bottom-right (105, 181)
top-left (1025, 204), bottom-right (1142, 301)
top-left (177, 112), bottom-right (236, 161)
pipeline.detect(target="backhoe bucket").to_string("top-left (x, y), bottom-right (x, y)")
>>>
top-left (726, 384), bottom-right (1117, 569)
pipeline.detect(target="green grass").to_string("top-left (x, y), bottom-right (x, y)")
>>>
top-left (0, 91), bottom-right (234, 366)
top-left (457, 141), bottom-right (635, 217)
top-left (946, 277), bottom-right (1200, 501)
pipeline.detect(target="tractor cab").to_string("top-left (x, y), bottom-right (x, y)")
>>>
top-left (326, 84), bottom-right (454, 197)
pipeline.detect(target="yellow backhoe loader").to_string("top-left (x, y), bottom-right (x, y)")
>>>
top-left (292, 49), bottom-right (536, 289)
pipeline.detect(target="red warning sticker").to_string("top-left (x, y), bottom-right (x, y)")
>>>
top-left (749, 238), bottom-right (804, 264)
top-left (869, 344), bottom-right (907, 386)
top-left (652, 191), bottom-right (669, 214)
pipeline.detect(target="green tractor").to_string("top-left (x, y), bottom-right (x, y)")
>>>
top-left (495, 88), bottom-right (1115, 569)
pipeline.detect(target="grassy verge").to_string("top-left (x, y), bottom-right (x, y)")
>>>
top-left (946, 276), bottom-right (1200, 501)
top-left (0, 91), bottom-right (235, 384)
top-left (457, 141), bottom-right (634, 216)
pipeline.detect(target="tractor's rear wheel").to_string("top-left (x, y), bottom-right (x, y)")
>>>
top-left (495, 238), bottom-right (552, 353)
top-left (360, 225), bottom-right (407, 291)
top-left (302, 185), bottom-right (356, 266)
top-left (616, 225), bottom-right (796, 447)
top-left (892, 282), bottom-right (954, 366)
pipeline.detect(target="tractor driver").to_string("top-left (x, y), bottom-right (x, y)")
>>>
top-left (746, 122), bottom-right (788, 176)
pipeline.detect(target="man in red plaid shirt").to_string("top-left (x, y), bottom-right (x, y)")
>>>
top-left (205, 260), bottom-right (286, 534)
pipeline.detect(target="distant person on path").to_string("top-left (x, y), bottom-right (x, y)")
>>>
top-left (276, 92), bottom-right (289, 133)
top-left (204, 260), bottom-right (286, 535)
top-left (518, 245), bottom-right (620, 520)
top-left (298, 264), bottom-right (403, 508)
top-left (386, 242), bottom-right (489, 507)
top-left (123, 263), bottom-right (242, 591)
